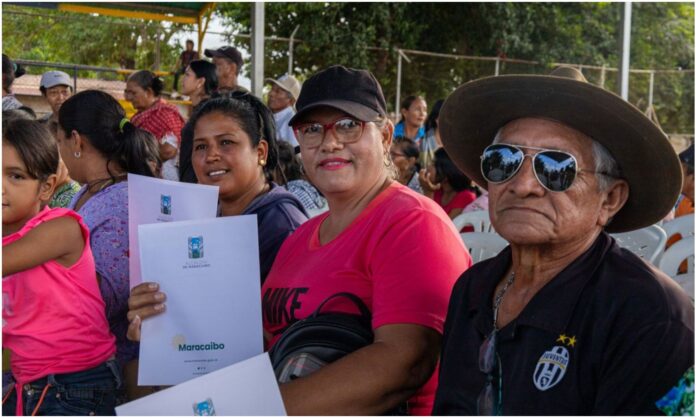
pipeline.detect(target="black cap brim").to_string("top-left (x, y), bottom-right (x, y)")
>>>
top-left (289, 100), bottom-right (381, 126)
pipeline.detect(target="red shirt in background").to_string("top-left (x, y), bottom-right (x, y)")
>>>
top-left (433, 189), bottom-right (476, 216)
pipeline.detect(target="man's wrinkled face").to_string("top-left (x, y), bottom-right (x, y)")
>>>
top-left (267, 83), bottom-right (294, 113)
top-left (44, 85), bottom-right (72, 114)
top-left (488, 118), bottom-right (612, 246)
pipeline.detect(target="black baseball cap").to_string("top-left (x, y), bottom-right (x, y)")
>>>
top-left (204, 46), bottom-right (243, 68)
top-left (679, 143), bottom-right (694, 170)
top-left (288, 65), bottom-right (387, 126)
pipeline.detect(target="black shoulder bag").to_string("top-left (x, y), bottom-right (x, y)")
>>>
top-left (269, 292), bottom-right (373, 383)
top-left (268, 292), bottom-right (408, 415)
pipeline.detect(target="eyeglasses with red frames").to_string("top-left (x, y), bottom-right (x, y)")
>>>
top-left (293, 118), bottom-right (369, 149)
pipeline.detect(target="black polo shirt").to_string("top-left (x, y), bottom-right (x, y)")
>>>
top-left (433, 232), bottom-right (694, 415)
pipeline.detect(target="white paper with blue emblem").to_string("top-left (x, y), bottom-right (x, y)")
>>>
top-left (137, 215), bottom-right (263, 385)
top-left (116, 353), bottom-right (286, 416)
top-left (128, 173), bottom-right (220, 289)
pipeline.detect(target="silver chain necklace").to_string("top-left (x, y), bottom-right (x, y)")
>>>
top-left (492, 272), bottom-right (515, 330)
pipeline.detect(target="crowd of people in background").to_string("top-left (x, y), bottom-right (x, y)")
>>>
top-left (1, 41), bottom-right (694, 416)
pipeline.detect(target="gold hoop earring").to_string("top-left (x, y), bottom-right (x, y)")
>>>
top-left (383, 154), bottom-right (392, 168)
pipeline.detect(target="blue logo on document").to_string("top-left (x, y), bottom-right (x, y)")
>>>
top-left (193, 398), bottom-right (216, 416)
top-left (160, 194), bottom-right (172, 215)
top-left (188, 236), bottom-right (204, 259)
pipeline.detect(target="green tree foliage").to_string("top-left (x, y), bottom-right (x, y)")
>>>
top-left (218, 2), bottom-right (693, 133)
top-left (2, 3), bottom-right (692, 131)
top-left (2, 5), bottom-right (191, 81)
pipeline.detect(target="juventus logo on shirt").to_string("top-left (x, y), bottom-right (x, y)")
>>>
top-left (533, 345), bottom-right (570, 391)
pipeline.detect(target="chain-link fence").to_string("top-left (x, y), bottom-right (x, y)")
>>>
top-left (388, 49), bottom-right (694, 137)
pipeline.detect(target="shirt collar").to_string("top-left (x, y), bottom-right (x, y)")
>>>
top-left (468, 232), bottom-right (615, 336)
top-left (273, 106), bottom-right (295, 120)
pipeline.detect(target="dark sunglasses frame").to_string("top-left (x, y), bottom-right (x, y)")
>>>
top-left (480, 143), bottom-right (611, 193)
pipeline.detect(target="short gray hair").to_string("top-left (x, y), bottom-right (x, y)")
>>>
top-left (591, 140), bottom-right (622, 191)
top-left (491, 125), bottom-right (622, 191)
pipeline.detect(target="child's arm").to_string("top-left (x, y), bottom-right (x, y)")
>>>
top-left (3, 216), bottom-right (85, 276)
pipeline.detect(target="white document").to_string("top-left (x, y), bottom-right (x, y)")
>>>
top-left (137, 216), bottom-right (263, 385)
top-left (128, 173), bottom-right (219, 288)
top-left (117, 353), bottom-right (286, 416)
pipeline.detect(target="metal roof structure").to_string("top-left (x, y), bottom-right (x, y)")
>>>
top-left (6, 2), bottom-right (267, 96)
top-left (6, 2), bottom-right (216, 47)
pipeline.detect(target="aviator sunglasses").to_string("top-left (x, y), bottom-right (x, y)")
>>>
top-left (480, 144), bottom-right (612, 192)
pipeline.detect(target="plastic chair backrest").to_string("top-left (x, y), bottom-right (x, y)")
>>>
top-left (658, 236), bottom-right (694, 299)
top-left (662, 214), bottom-right (695, 241)
top-left (453, 211), bottom-right (495, 233)
top-left (611, 224), bottom-right (667, 264)
top-left (460, 232), bottom-right (508, 264)
top-left (658, 235), bottom-right (695, 278)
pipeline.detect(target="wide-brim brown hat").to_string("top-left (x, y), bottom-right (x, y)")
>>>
top-left (439, 66), bottom-right (682, 233)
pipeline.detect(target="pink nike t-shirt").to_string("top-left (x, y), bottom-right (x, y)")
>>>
top-left (263, 182), bottom-right (472, 415)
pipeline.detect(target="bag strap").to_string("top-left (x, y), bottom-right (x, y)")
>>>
top-left (311, 292), bottom-right (372, 321)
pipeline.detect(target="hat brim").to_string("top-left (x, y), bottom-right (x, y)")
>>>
top-left (288, 100), bottom-right (381, 126)
top-left (41, 81), bottom-right (71, 90)
top-left (265, 78), bottom-right (292, 95)
top-left (439, 74), bottom-right (682, 233)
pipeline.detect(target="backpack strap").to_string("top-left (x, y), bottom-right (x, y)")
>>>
top-left (312, 292), bottom-right (371, 321)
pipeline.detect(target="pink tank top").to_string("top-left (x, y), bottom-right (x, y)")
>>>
top-left (3, 207), bottom-right (116, 413)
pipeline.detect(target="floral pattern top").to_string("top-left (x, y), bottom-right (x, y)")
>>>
top-left (48, 181), bottom-right (82, 209)
top-left (656, 366), bottom-right (694, 415)
top-left (69, 181), bottom-right (137, 367)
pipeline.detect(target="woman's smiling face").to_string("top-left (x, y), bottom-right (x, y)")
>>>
top-left (192, 111), bottom-right (267, 201)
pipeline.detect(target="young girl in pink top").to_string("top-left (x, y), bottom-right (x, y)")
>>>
top-left (2, 118), bottom-right (118, 416)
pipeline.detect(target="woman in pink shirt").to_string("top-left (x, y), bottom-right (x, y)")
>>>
top-left (2, 118), bottom-right (118, 416)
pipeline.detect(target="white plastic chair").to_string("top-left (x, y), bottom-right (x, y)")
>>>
top-left (460, 232), bottom-right (508, 264)
top-left (662, 214), bottom-right (694, 241)
top-left (452, 211), bottom-right (495, 233)
top-left (611, 224), bottom-right (667, 264)
top-left (658, 236), bottom-right (695, 299)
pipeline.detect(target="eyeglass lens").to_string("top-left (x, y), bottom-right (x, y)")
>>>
top-left (481, 145), bottom-right (524, 183)
top-left (297, 119), bottom-right (363, 147)
top-left (533, 151), bottom-right (577, 192)
top-left (477, 330), bottom-right (500, 415)
top-left (477, 377), bottom-right (498, 416)
top-left (479, 329), bottom-right (497, 374)
top-left (481, 144), bottom-right (578, 192)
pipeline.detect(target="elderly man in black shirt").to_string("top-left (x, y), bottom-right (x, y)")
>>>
top-left (432, 66), bottom-right (694, 415)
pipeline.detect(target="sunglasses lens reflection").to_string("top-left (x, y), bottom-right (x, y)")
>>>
top-left (481, 145), bottom-right (524, 183)
top-left (534, 151), bottom-right (577, 192)
top-left (482, 145), bottom-right (578, 192)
